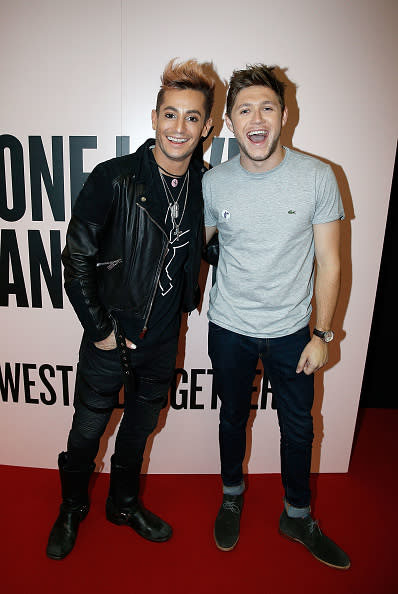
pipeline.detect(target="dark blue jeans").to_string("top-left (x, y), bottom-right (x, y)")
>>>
top-left (208, 322), bottom-right (314, 508)
top-left (66, 333), bottom-right (178, 470)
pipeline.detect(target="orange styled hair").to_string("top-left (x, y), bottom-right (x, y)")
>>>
top-left (156, 58), bottom-right (215, 120)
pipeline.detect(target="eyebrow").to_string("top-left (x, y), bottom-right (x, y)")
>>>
top-left (236, 100), bottom-right (277, 109)
top-left (162, 106), bottom-right (202, 115)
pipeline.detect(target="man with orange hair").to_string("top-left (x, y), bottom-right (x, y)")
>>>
top-left (46, 59), bottom-right (214, 560)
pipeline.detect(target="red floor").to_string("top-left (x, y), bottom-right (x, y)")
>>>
top-left (1, 408), bottom-right (397, 593)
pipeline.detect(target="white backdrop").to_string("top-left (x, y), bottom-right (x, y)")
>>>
top-left (1, 0), bottom-right (397, 474)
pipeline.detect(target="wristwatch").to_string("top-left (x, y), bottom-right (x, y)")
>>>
top-left (313, 328), bottom-right (334, 343)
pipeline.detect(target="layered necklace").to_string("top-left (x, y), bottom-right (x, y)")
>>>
top-left (157, 163), bottom-right (185, 189)
top-left (158, 167), bottom-right (189, 240)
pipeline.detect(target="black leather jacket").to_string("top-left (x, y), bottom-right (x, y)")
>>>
top-left (62, 139), bottom-right (205, 342)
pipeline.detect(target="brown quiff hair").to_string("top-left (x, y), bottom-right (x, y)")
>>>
top-left (156, 58), bottom-right (215, 120)
top-left (226, 64), bottom-right (286, 117)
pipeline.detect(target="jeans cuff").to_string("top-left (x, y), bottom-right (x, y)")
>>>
top-left (284, 498), bottom-right (311, 518)
top-left (223, 481), bottom-right (245, 496)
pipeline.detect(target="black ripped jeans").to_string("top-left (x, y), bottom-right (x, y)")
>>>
top-left (66, 333), bottom-right (178, 471)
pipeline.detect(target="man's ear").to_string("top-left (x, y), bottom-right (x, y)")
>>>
top-left (151, 109), bottom-right (158, 131)
top-left (282, 106), bottom-right (288, 128)
top-left (201, 117), bottom-right (213, 139)
top-left (225, 114), bottom-right (234, 134)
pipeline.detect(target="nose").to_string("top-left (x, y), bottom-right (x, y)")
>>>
top-left (174, 115), bottom-right (186, 134)
top-left (252, 107), bottom-right (264, 123)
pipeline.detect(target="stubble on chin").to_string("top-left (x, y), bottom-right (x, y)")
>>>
top-left (237, 135), bottom-right (279, 164)
top-left (157, 138), bottom-right (195, 164)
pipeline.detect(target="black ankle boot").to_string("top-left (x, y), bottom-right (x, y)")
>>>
top-left (105, 456), bottom-right (172, 543)
top-left (46, 452), bottom-right (94, 560)
top-left (214, 494), bottom-right (243, 551)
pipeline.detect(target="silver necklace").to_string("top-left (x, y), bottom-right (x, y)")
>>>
top-left (159, 169), bottom-right (189, 239)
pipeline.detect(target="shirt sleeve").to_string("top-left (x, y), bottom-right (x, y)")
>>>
top-left (203, 172), bottom-right (217, 227)
top-left (312, 164), bottom-right (345, 224)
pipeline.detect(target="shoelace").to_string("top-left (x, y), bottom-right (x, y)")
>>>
top-left (223, 501), bottom-right (241, 513)
top-left (308, 518), bottom-right (321, 535)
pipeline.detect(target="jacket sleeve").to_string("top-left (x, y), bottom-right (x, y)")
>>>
top-left (62, 163), bottom-right (114, 341)
top-left (202, 232), bottom-right (219, 266)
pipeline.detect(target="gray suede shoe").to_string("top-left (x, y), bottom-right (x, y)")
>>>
top-left (214, 494), bottom-right (243, 551)
top-left (279, 509), bottom-right (350, 569)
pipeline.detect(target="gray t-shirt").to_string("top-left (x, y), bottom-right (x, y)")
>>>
top-left (203, 147), bottom-right (345, 338)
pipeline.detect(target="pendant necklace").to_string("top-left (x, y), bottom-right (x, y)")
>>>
top-left (157, 163), bottom-right (186, 188)
top-left (159, 169), bottom-right (189, 239)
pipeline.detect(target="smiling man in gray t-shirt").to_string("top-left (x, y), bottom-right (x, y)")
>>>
top-left (204, 147), bottom-right (344, 338)
top-left (203, 64), bottom-right (350, 570)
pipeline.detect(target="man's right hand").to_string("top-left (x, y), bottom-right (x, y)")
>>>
top-left (94, 331), bottom-right (117, 350)
top-left (94, 332), bottom-right (136, 350)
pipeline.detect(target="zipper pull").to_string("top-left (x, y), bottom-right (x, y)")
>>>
top-left (139, 326), bottom-right (148, 339)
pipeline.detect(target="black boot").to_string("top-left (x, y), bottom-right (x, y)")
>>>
top-left (214, 494), bottom-right (243, 551)
top-left (105, 456), bottom-right (172, 542)
top-left (279, 509), bottom-right (350, 569)
top-left (46, 452), bottom-right (95, 560)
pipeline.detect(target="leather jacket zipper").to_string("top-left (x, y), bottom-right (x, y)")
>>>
top-left (96, 259), bottom-right (123, 270)
top-left (137, 204), bottom-right (170, 339)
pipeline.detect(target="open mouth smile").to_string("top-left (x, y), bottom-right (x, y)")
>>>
top-left (247, 130), bottom-right (269, 143)
top-left (167, 136), bottom-right (189, 144)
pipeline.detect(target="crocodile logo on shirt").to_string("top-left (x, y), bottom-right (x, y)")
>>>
top-left (288, 210), bottom-right (296, 214)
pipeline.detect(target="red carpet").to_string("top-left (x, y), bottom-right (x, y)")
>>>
top-left (1, 408), bottom-right (397, 593)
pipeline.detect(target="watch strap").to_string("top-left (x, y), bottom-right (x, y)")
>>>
top-left (313, 328), bottom-right (334, 342)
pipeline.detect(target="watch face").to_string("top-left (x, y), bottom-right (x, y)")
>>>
top-left (324, 330), bottom-right (334, 343)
